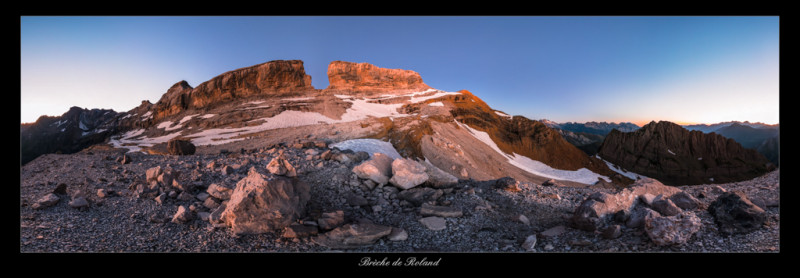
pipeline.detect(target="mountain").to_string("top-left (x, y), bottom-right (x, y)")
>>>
top-left (20, 107), bottom-right (118, 164)
top-left (541, 121), bottom-right (640, 156)
top-left (20, 59), bottom-right (631, 187)
top-left (714, 123), bottom-right (779, 149)
top-left (597, 121), bottom-right (774, 185)
top-left (683, 121), bottom-right (779, 133)
top-left (757, 135), bottom-right (780, 166)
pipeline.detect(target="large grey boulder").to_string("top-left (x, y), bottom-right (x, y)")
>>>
top-left (644, 211), bottom-right (702, 246)
top-left (421, 160), bottom-right (458, 188)
top-left (32, 193), bottom-right (60, 210)
top-left (221, 168), bottom-right (310, 235)
top-left (571, 178), bottom-right (682, 231)
top-left (389, 158), bottom-right (429, 190)
top-left (352, 153), bottom-right (393, 186)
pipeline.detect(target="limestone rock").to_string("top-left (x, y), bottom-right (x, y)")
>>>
top-left (207, 183), bottom-right (233, 200)
top-left (419, 216), bottom-right (446, 231)
top-left (494, 177), bottom-right (521, 192)
top-left (670, 191), bottom-right (703, 211)
top-left (389, 158), bottom-right (429, 190)
top-left (422, 160), bottom-right (458, 188)
top-left (602, 225), bottom-right (622, 239)
top-left (397, 187), bottom-right (442, 206)
top-left (651, 196), bottom-right (682, 216)
top-left (318, 210), bottom-right (345, 230)
top-left (32, 193), bottom-right (60, 210)
top-left (708, 191), bottom-right (767, 235)
top-left (221, 169), bottom-right (310, 234)
top-left (171, 205), bottom-right (193, 223)
top-left (388, 227), bottom-right (408, 241)
top-left (419, 203), bottom-right (463, 218)
top-left (313, 223), bottom-right (392, 249)
top-left (644, 211), bottom-right (702, 246)
top-left (522, 235), bottom-right (537, 251)
top-left (325, 61), bottom-right (430, 96)
top-left (146, 166), bottom-right (162, 183)
top-left (571, 178), bottom-right (681, 231)
top-left (167, 139), bottom-right (196, 155)
top-left (282, 224), bottom-right (319, 238)
top-left (539, 225), bottom-right (566, 238)
top-left (266, 155), bottom-right (297, 177)
top-left (352, 153), bottom-right (393, 186)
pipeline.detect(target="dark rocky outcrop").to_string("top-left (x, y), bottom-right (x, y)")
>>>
top-left (20, 107), bottom-right (118, 165)
top-left (708, 191), bottom-right (767, 235)
top-left (167, 139), bottom-right (196, 155)
top-left (597, 121), bottom-right (773, 186)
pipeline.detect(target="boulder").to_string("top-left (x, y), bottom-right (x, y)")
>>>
top-left (320, 150), bottom-right (333, 160)
top-left (32, 193), bottom-right (60, 210)
top-left (422, 160), bottom-right (458, 188)
top-left (171, 205), bottom-right (193, 223)
top-left (282, 224), bottom-right (319, 238)
top-left (313, 223), bottom-right (392, 249)
top-left (651, 196), bottom-right (682, 216)
top-left (167, 139), bottom-right (196, 155)
top-left (397, 187), bottom-right (442, 206)
top-left (387, 227), bottom-right (408, 241)
top-left (53, 183), bottom-right (68, 195)
top-left (644, 211), bottom-right (702, 246)
top-left (266, 155), bottom-right (297, 177)
top-left (352, 153), bottom-right (393, 186)
top-left (602, 225), bottom-right (622, 239)
top-left (221, 165), bottom-right (234, 175)
top-left (207, 183), bottom-right (233, 200)
top-left (221, 168), bottom-right (310, 234)
top-left (318, 210), bottom-right (345, 230)
top-left (522, 235), bottom-right (537, 251)
top-left (419, 216), bottom-right (446, 231)
top-left (208, 203), bottom-right (226, 224)
top-left (539, 225), bottom-right (566, 238)
top-left (146, 166), bottom-right (162, 183)
top-left (389, 158), bottom-right (429, 190)
top-left (154, 193), bottom-right (168, 205)
top-left (626, 206), bottom-right (660, 228)
top-left (542, 179), bottom-right (559, 187)
top-left (346, 194), bottom-right (369, 207)
top-left (494, 177), bottom-right (521, 192)
top-left (119, 154), bottom-right (132, 164)
top-left (177, 191), bottom-right (194, 201)
top-left (708, 191), bottom-right (767, 235)
top-left (419, 203), bottom-right (463, 218)
top-left (158, 167), bottom-right (179, 187)
top-left (135, 182), bottom-right (160, 199)
top-left (669, 191), bottom-right (703, 211)
top-left (571, 178), bottom-right (681, 231)
top-left (514, 214), bottom-right (530, 226)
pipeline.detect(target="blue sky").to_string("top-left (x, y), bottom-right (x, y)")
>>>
top-left (21, 16), bottom-right (779, 126)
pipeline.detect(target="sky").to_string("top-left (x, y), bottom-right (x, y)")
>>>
top-left (20, 16), bottom-right (779, 126)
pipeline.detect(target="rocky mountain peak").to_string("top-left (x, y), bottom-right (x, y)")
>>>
top-left (325, 61), bottom-right (430, 96)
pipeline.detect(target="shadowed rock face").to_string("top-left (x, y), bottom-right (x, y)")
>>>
top-left (20, 106), bottom-right (118, 165)
top-left (325, 61), bottom-right (430, 96)
top-left (598, 121), bottom-right (773, 186)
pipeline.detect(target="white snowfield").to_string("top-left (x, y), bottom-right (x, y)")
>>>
top-left (281, 97), bottom-right (314, 101)
top-left (113, 89), bottom-right (462, 151)
top-left (456, 120), bottom-right (610, 185)
top-left (594, 155), bottom-right (650, 180)
top-left (667, 149), bottom-right (676, 155)
top-left (428, 102), bottom-right (444, 107)
top-left (494, 111), bottom-right (512, 118)
top-left (330, 139), bottom-right (403, 160)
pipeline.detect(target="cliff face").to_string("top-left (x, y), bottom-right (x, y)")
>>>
top-left (446, 90), bottom-right (628, 185)
top-left (598, 121), bottom-right (774, 185)
top-left (325, 61), bottom-right (430, 96)
top-left (151, 60), bottom-right (315, 121)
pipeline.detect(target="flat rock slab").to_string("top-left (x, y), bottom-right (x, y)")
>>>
top-left (313, 223), bottom-right (392, 249)
top-left (419, 203), bottom-right (463, 218)
top-left (419, 216), bottom-right (446, 231)
top-left (539, 225), bottom-right (567, 238)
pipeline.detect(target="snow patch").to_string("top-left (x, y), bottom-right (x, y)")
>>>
top-left (698, 157), bottom-right (703, 161)
top-left (595, 155), bottom-right (650, 180)
top-left (456, 120), bottom-right (609, 184)
top-left (79, 121), bottom-right (88, 131)
top-left (141, 111), bottom-right (152, 118)
top-left (60, 128), bottom-right (65, 132)
top-left (178, 114), bottom-right (198, 125)
top-left (246, 101), bottom-right (266, 105)
top-left (494, 111), bottom-right (512, 118)
top-left (330, 139), bottom-right (403, 160)
top-left (120, 114), bottom-right (133, 120)
top-left (157, 121), bottom-right (173, 130)
top-left (200, 114), bottom-right (216, 119)
top-left (428, 102), bottom-right (444, 107)
top-left (667, 149), bottom-right (676, 155)
top-left (407, 89), bottom-right (461, 103)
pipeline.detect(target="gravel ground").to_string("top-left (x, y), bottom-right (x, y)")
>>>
top-left (19, 143), bottom-right (780, 253)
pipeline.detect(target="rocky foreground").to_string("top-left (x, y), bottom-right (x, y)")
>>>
top-left (19, 140), bottom-right (779, 253)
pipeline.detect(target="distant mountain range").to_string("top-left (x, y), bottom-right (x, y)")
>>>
top-left (541, 121), bottom-right (640, 156)
top-left (683, 122), bottom-right (779, 166)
